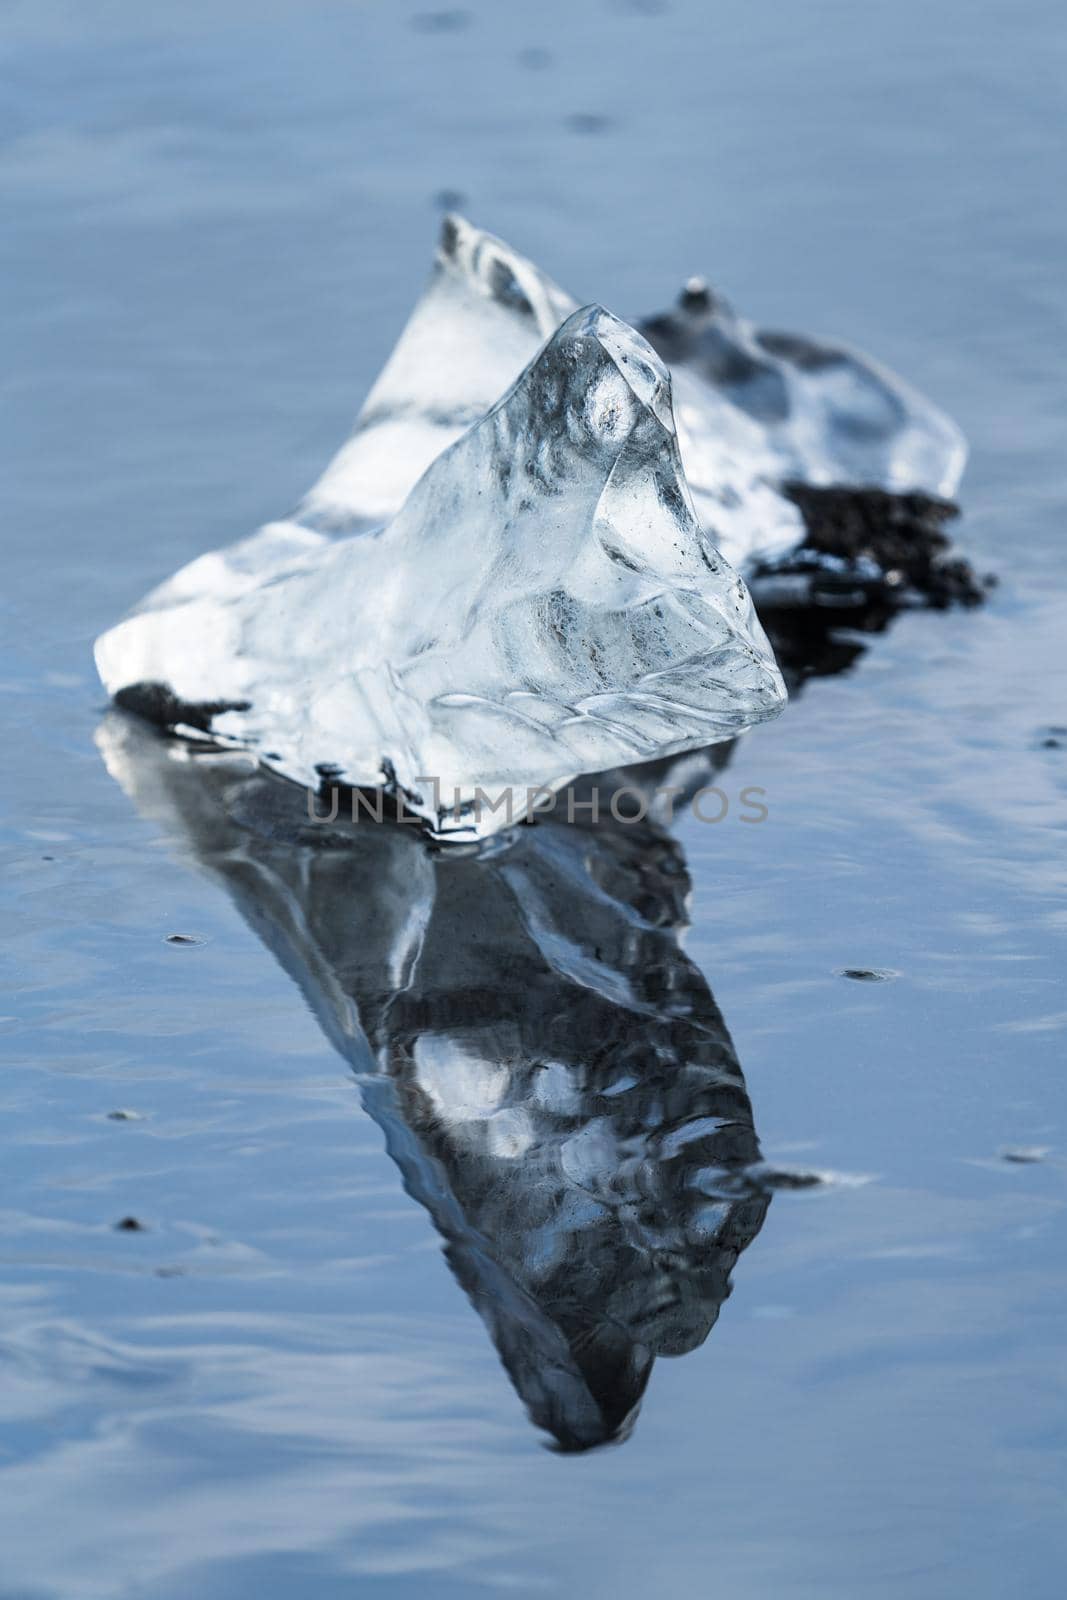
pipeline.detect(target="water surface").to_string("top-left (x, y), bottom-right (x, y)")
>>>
top-left (2, 2), bottom-right (1066, 1595)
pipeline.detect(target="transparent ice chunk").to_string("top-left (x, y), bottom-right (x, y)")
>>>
top-left (95, 307), bottom-right (786, 839)
top-left (97, 218), bottom-right (966, 831)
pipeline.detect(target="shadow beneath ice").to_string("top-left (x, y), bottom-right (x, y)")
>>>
top-left (98, 714), bottom-right (774, 1452)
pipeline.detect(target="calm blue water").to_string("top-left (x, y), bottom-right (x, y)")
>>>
top-left (2, 1), bottom-right (1066, 1595)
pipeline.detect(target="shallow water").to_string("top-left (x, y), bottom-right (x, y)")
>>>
top-left (2, 1), bottom-right (1066, 1595)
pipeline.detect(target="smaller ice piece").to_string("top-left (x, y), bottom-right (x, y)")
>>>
top-left (639, 278), bottom-right (966, 500)
top-left (95, 307), bottom-right (786, 839)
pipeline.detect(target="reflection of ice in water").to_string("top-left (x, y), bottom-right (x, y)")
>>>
top-left (99, 713), bottom-right (773, 1452)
